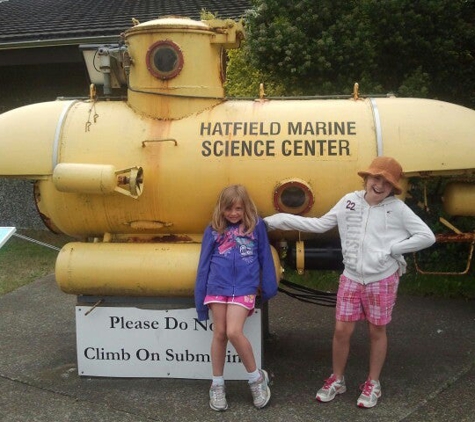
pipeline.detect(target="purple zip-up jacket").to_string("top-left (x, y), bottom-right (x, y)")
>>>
top-left (194, 218), bottom-right (278, 321)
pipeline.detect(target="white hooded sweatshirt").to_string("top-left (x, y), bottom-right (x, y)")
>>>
top-left (264, 190), bottom-right (436, 285)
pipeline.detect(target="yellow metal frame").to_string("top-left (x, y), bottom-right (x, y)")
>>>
top-left (413, 218), bottom-right (475, 275)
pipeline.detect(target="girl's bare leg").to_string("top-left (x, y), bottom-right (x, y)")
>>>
top-left (209, 303), bottom-right (228, 376)
top-left (332, 320), bottom-right (356, 378)
top-left (226, 305), bottom-right (257, 372)
top-left (368, 323), bottom-right (387, 380)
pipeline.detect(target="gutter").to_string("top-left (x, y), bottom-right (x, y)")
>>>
top-left (0, 35), bottom-right (121, 51)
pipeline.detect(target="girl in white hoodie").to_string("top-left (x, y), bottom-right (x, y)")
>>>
top-left (264, 156), bottom-right (435, 408)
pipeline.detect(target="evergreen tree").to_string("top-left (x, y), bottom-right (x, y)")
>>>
top-left (227, 0), bottom-right (474, 108)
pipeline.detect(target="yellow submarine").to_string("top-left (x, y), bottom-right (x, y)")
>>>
top-left (0, 16), bottom-right (474, 297)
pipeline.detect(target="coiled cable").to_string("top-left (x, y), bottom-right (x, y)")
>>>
top-left (278, 278), bottom-right (337, 307)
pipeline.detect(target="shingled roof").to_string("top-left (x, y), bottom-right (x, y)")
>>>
top-left (0, 0), bottom-right (251, 48)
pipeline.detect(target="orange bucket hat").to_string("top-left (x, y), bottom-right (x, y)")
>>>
top-left (357, 156), bottom-right (404, 195)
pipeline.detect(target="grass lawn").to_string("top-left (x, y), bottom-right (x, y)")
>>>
top-left (0, 229), bottom-right (73, 295)
top-left (283, 260), bottom-right (475, 300)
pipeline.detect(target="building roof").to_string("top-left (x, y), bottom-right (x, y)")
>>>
top-left (0, 0), bottom-right (251, 48)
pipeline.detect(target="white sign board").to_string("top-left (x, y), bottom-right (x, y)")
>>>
top-left (0, 227), bottom-right (16, 249)
top-left (76, 306), bottom-right (262, 380)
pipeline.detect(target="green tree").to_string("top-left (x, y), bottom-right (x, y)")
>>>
top-left (225, 46), bottom-right (287, 97)
top-left (229, 0), bottom-right (474, 107)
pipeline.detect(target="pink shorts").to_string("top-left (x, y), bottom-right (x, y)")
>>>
top-left (204, 294), bottom-right (256, 316)
top-left (336, 272), bottom-right (399, 325)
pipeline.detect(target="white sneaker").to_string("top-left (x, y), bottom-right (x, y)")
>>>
top-left (209, 384), bottom-right (228, 411)
top-left (249, 369), bottom-right (271, 409)
top-left (315, 374), bottom-right (346, 402)
top-left (357, 378), bottom-right (381, 408)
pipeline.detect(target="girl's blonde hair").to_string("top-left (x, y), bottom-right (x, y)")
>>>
top-left (211, 184), bottom-right (258, 234)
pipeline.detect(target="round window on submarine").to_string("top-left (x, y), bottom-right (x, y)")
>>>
top-left (273, 179), bottom-right (314, 215)
top-left (146, 40), bottom-right (184, 80)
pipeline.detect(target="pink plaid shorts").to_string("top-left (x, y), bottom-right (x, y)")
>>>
top-left (336, 272), bottom-right (400, 325)
top-left (204, 294), bottom-right (256, 316)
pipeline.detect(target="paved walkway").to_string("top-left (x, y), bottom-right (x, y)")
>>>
top-left (0, 275), bottom-right (474, 421)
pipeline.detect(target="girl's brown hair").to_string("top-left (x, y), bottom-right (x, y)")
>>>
top-left (211, 185), bottom-right (258, 235)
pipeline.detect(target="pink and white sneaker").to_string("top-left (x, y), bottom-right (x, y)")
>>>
top-left (315, 374), bottom-right (346, 402)
top-left (357, 378), bottom-right (381, 408)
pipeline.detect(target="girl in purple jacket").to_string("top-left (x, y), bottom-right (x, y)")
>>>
top-left (195, 184), bottom-right (278, 411)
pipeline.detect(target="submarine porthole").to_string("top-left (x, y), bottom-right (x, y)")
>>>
top-left (146, 40), bottom-right (184, 80)
top-left (273, 179), bottom-right (314, 215)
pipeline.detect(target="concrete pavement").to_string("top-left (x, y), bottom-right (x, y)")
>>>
top-left (0, 275), bottom-right (474, 421)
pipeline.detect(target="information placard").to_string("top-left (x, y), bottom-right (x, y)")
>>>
top-left (76, 306), bottom-right (262, 379)
top-left (0, 227), bottom-right (16, 249)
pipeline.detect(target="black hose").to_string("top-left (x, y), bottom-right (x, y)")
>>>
top-left (277, 278), bottom-right (337, 307)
